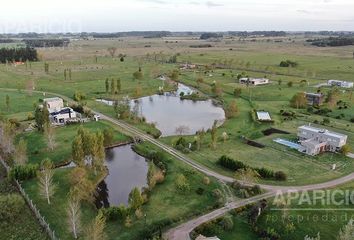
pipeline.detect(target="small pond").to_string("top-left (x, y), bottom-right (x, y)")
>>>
top-left (97, 84), bottom-right (225, 136)
top-left (95, 144), bottom-right (148, 208)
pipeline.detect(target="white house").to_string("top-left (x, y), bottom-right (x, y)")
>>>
top-left (297, 125), bottom-right (348, 156)
top-left (328, 80), bottom-right (354, 88)
top-left (50, 107), bottom-right (77, 124)
top-left (43, 97), bottom-right (64, 112)
top-left (239, 77), bottom-right (269, 86)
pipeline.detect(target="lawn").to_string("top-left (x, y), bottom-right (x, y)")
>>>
top-left (20, 120), bottom-right (130, 166)
top-left (0, 90), bottom-right (55, 121)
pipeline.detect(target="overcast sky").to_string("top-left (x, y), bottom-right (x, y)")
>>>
top-left (1, 0), bottom-right (354, 33)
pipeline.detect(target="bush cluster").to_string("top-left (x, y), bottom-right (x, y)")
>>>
top-left (218, 155), bottom-right (287, 181)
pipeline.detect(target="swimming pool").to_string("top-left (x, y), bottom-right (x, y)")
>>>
top-left (273, 138), bottom-right (302, 150)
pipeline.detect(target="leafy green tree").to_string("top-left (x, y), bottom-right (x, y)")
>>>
top-left (340, 144), bottom-right (351, 156)
top-left (128, 187), bottom-right (144, 210)
top-left (210, 120), bottom-right (218, 149)
top-left (290, 92), bottom-right (307, 109)
top-left (5, 94), bottom-right (10, 112)
top-left (34, 105), bottom-right (49, 131)
top-left (92, 132), bottom-right (105, 175)
top-left (226, 100), bottom-right (238, 118)
top-left (103, 128), bottom-right (114, 147)
top-left (105, 78), bottom-right (109, 93)
top-left (233, 88), bottom-right (242, 98)
top-left (116, 78), bottom-right (121, 93)
top-left (72, 136), bottom-right (85, 166)
top-left (110, 79), bottom-right (115, 95)
top-left (133, 71), bottom-right (143, 80)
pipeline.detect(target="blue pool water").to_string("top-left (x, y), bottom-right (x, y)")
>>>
top-left (273, 138), bottom-right (301, 150)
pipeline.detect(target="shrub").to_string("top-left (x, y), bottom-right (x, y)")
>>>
top-left (220, 216), bottom-right (234, 231)
top-left (279, 60), bottom-right (298, 67)
top-left (275, 171), bottom-right (287, 181)
top-left (0, 193), bottom-right (25, 220)
top-left (218, 155), bottom-right (247, 171)
top-left (175, 174), bottom-right (190, 192)
top-left (255, 167), bottom-right (275, 179)
top-left (9, 164), bottom-right (38, 181)
top-left (100, 205), bottom-right (128, 221)
top-left (203, 176), bottom-right (210, 185)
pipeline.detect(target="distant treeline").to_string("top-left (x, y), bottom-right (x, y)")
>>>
top-left (0, 47), bottom-right (38, 63)
top-left (228, 31), bottom-right (287, 37)
top-left (89, 31), bottom-right (171, 38)
top-left (0, 39), bottom-right (15, 43)
top-left (307, 37), bottom-right (354, 47)
top-left (23, 39), bottom-right (70, 48)
top-left (200, 32), bottom-right (223, 39)
top-left (305, 31), bottom-right (354, 36)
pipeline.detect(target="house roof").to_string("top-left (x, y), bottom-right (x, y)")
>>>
top-left (256, 111), bottom-right (271, 121)
top-left (43, 97), bottom-right (63, 103)
top-left (50, 107), bottom-right (73, 116)
top-left (298, 125), bottom-right (347, 139)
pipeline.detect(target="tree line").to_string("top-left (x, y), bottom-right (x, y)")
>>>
top-left (23, 39), bottom-right (70, 48)
top-left (0, 47), bottom-right (38, 63)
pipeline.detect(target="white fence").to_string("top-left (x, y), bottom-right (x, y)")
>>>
top-left (0, 157), bottom-right (59, 240)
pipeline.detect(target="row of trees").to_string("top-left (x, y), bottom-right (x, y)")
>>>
top-left (72, 126), bottom-right (105, 174)
top-left (105, 78), bottom-right (121, 95)
top-left (0, 47), bottom-right (38, 63)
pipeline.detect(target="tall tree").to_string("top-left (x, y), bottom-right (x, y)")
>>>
top-left (34, 105), bottom-right (50, 132)
top-left (38, 159), bottom-right (56, 205)
top-left (72, 136), bottom-right (85, 167)
top-left (107, 47), bottom-right (117, 58)
top-left (92, 132), bottom-right (105, 175)
top-left (14, 138), bottom-right (28, 165)
top-left (290, 92), bottom-right (307, 109)
top-left (44, 124), bottom-right (56, 151)
top-left (105, 78), bottom-right (109, 93)
top-left (5, 94), bottom-right (10, 112)
top-left (0, 120), bottom-right (15, 153)
top-left (116, 78), bottom-right (121, 93)
top-left (67, 195), bottom-right (81, 239)
top-left (226, 100), bottom-right (238, 118)
top-left (110, 79), bottom-right (116, 95)
top-left (84, 211), bottom-right (107, 240)
top-left (210, 120), bottom-right (218, 149)
top-left (128, 187), bottom-right (144, 210)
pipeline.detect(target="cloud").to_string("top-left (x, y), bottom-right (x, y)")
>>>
top-left (297, 9), bottom-right (312, 14)
top-left (138, 0), bottom-right (167, 4)
top-left (205, 1), bottom-right (224, 7)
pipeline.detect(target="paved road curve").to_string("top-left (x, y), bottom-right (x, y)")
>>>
top-left (2, 88), bottom-right (354, 240)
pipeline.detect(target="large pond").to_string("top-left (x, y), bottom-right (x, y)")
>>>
top-left (95, 144), bottom-right (148, 208)
top-left (97, 84), bottom-right (225, 136)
